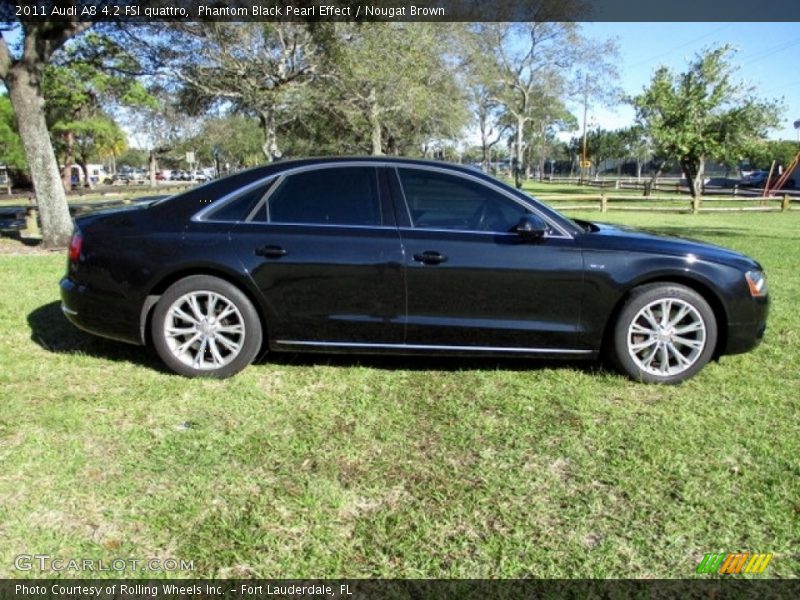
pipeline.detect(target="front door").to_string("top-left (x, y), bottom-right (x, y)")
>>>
top-left (392, 167), bottom-right (585, 351)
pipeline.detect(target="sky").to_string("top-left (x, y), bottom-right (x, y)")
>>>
top-left (3, 20), bottom-right (799, 143)
top-left (579, 22), bottom-right (800, 141)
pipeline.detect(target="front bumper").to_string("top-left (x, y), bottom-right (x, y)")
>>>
top-left (724, 294), bottom-right (769, 355)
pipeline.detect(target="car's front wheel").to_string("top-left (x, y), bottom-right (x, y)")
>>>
top-left (151, 275), bottom-right (262, 378)
top-left (611, 283), bottom-right (717, 384)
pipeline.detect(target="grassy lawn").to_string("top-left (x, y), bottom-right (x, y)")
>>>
top-left (0, 211), bottom-right (798, 579)
top-left (524, 180), bottom-right (650, 197)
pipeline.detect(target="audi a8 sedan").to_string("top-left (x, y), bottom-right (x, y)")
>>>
top-left (60, 157), bottom-right (768, 383)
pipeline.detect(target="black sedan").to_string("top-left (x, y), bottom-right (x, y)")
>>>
top-left (60, 157), bottom-right (768, 383)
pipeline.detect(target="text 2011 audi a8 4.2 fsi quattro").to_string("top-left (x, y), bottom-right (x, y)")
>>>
top-left (60, 158), bottom-right (768, 383)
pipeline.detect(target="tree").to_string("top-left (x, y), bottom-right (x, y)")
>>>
top-left (468, 83), bottom-right (508, 171)
top-left (471, 23), bottom-right (580, 188)
top-left (744, 139), bottom-right (799, 172)
top-left (70, 115), bottom-right (126, 183)
top-left (124, 87), bottom-right (198, 187)
top-left (115, 147), bottom-right (148, 170)
top-left (1, 19), bottom-right (92, 247)
top-left (324, 23), bottom-right (467, 156)
top-left (632, 46), bottom-right (782, 202)
top-left (619, 125), bottom-right (651, 179)
top-left (584, 128), bottom-right (626, 177)
top-left (42, 30), bottom-right (151, 190)
top-left (0, 94), bottom-right (26, 171)
top-left (525, 103), bottom-right (576, 179)
top-left (174, 116), bottom-right (264, 170)
top-left (158, 22), bottom-right (325, 162)
top-left (467, 21), bottom-right (614, 189)
top-left (572, 43), bottom-right (621, 183)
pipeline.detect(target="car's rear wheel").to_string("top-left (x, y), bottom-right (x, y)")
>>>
top-left (151, 275), bottom-right (262, 378)
top-left (611, 283), bottom-right (717, 384)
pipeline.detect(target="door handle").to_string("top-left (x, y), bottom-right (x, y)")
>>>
top-left (413, 250), bottom-right (447, 265)
top-left (255, 245), bottom-right (287, 258)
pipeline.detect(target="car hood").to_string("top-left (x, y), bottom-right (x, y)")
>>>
top-left (580, 220), bottom-right (761, 271)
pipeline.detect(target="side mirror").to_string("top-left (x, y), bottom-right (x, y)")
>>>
top-left (514, 214), bottom-right (548, 240)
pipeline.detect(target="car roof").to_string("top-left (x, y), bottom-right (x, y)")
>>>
top-left (228, 156), bottom-right (484, 179)
top-left (150, 156), bottom-right (581, 237)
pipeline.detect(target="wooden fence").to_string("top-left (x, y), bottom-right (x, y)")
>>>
top-left (535, 193), bottom-right (798, 214)
top-left (539, 176), bottom-right (800, 198)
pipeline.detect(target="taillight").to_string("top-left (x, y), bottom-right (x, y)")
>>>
top-left (68, 231), bottom-right (83, 262)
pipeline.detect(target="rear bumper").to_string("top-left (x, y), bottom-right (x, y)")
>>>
top-left (60, 277), bottom-right (143, 345)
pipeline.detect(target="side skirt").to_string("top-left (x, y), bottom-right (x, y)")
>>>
top-left (273, 339), bottom-right (595, 358)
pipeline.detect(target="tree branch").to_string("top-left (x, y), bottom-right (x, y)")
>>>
top-left (22, 20), bottom-right (93, 66)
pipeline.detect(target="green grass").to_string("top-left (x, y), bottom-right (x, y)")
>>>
top-left (0, 212), bottom-right (798, 579)
top-left (523, 180), bottom-right (672, 197)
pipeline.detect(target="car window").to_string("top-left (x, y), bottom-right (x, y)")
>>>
top-left (207, 180), bottom-right (274, 222)
top-left (397, 168), bottom-right (528, 232)
top-left (267, 167), bottom-right (382, 226)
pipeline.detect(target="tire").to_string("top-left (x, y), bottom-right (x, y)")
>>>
top-left (151, 275), bottom-right (262, 378)
top-left (610, 283), bottom-right (717, 384)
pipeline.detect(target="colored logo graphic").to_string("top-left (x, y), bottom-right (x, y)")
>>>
top-left (696, 552), bottom-right (773, 575)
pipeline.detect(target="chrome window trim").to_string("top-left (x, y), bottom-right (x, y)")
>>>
top-left (262, 165), bottom-right (384, 227)
top-left (205, 221), bottom-right (398, 231)
top-left (392, 167), bottom-right (416, 226)
top-left (392, 165), bottom-right (573, 239)
top-left (247, 174), bottom-right (284, 222)
top-left (193, 160), bottom-right (573, 239)
top-left (395, 226), bottom-right (567, 239)
top-left (276, 340), bottom-right (592, 354)
top-left (195, 161), bottom-right (387, 225)
top-left (192, 173), bottom-right (281, 223)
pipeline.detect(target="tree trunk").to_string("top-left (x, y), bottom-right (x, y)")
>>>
top-left (79, 159), bottom-right (94, 189)
top-left (61, 130), bottom-right (74, 192)
top-left (149, 151), bottom-right (157, 188)
top-left (680, 157), bottom-right (704, 199)
top-left (481, 140), bottom-right (489, 172)
top-left (6, 64), bottom-right (73, 248)
top-left (368, 93), bottom-right (383, 156)
top-left (514, 117), bottom-right (525, 189)
top-left (259, 111), bottom-right (281, 162)
top-left (479, 118), bottom-right (489, 171)
top-left (648, 159), bottom-right (666, 192)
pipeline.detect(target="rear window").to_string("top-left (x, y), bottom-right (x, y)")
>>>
top-left (267, 167), bottom-right (382, 226)
top-left (206, 181), bottom-right (274, 222)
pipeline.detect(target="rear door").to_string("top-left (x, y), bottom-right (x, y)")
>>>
top-left (227, 165), bottom-right (406, 346)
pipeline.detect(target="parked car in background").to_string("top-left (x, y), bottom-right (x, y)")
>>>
top-left (61, 157), bottom-right (769, 383)
top-left (741, 170), bottom-right (795, 188)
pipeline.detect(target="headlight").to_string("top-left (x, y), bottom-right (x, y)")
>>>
top-left (745, 270), bottom-right (767, 297)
